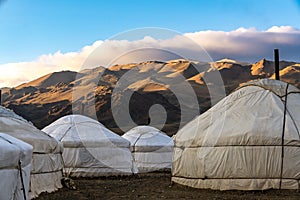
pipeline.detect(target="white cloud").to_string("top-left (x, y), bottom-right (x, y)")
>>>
top-left (185, 26), bottom-right (300, 61)
top-left (1, 26), bottom-right (300, 88)
top-left (266, 26), bottom-right (299, 33)
top-left (0, 41), bottom-right (102, 88)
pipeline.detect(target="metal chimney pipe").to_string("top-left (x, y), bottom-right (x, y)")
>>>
top-left (274, 49), bottom-right (280, 80)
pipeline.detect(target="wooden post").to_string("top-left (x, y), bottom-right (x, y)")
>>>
top-left (274, 49), bottom-right (280, 80)
top-left (81, 102), bottom-right (85, 115)
top-left (0, 89), bottom-right (2, 105)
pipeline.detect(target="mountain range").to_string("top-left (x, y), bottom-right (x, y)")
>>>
top-left (2, 58), bottom-right (299, 135)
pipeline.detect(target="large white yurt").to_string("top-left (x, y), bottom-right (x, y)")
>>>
top-left (42, 114), bottom-right (137, 177)
top-left (0, 133), bottom-right (33, 200)
top-left (172, 79), bottom-right (300, 190)
top-left (122, 126), bottom-right (174, 173)
top-left (0, 106), bottom-right (64, 199)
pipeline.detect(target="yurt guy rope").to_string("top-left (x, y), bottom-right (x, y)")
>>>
top-left (279, 83), bottom-right (289, 189)
top-left (18, 160), bottom-right (27, 200)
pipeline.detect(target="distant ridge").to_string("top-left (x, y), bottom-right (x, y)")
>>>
top-left (16, 70), bottom-right (78, 89)
top-left (215, 58), bottom-right (250, 66)
top-left (2, 58), bottom-right (300, 135)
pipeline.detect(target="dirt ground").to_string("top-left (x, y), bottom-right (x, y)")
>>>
top-left (36, 172), bottom-right (300, 200)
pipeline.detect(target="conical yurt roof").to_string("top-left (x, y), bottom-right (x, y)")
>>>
top-left (123, 126), bottom-right (173, 151)
top-left (0, 106), bottom-right (63, 153)
top-left (174, 78), bottom-right (300, 147)
top-left (42, 114), bottom-right (130, 147)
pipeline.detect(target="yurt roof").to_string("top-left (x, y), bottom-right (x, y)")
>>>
top-left (123, 126), bottom-right (173, 148)
top-left (125, 126), bottom-right (163, 136)
top-left (0, 132), bottom-right (32, 169)
top-left (42, 114), bottom-right (130, 148)
top-left (0, 106), bottom-right (62, 153)
top-left (238, 78), bottom-right (300, 97)
top-left (174, 79), bottom-right (300, 147)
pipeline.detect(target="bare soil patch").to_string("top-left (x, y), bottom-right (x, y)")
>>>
top-left (36, 172), bottom-right (300, 200)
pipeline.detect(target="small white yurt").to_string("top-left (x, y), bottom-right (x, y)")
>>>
top-left (0, 133), bottom-right (33, 200)
top-left (122, 126), bottom-right (174, 173)
top-left (0, 106), bottom-right (64, 199)
top-left (172, 79), bottom-right (300, 190)
top-left (42, 114), bottom-right (137, 177)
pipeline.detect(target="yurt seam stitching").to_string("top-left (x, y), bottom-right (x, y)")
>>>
top-left (30, 169), bottom-right (63, 174)
top-left (0, 166), bottom-right (21, 170)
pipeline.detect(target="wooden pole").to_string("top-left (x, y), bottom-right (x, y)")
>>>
top-left (274, 49), bottom-right (280, 80)
top-left (81, 102), bottom-right (85, 115)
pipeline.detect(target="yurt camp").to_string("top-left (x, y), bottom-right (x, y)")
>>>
top-left (122, 126), bottom-right (174, 173)
top-left (0, 106), bottom-right (64, 198)
top-left (0, 133), bottom-right (33, 200)
top-left (172, 79), bottom-right (300, 190)
top-left (42, 114), bottom-right (137, 177)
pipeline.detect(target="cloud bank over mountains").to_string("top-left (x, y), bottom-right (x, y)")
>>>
top-left (186, 26), bottom-right (300, 62)
top-left (1, 26), bottom-right (300, 88)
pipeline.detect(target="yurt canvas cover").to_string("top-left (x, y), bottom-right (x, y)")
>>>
top-left (0, 106), bottom-right (64, 198)
top-left (0, 133), bottom-right (33, 200)
top-left (172, 79), bottom-right (300, 190)
top-left (42, 114), bottom-right (137, 177)
top-left (122, 126), bottom-right (174, 173)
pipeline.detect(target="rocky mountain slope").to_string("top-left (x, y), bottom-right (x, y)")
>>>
top-left (1, 59), bottom-right (299, 135)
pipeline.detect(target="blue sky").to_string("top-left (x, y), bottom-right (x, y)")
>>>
top-left (1, 0), bottom-right (300, 87)
top-left (0, 0), bottom-right (300, 64)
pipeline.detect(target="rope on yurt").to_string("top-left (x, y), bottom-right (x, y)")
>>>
top-left (132, 134), bottom-right (143, 160)
top-left (279, 83), bottom-right (289, 189)
top-left (57, 125), bottom-right (72, 178)
top-left (59, 126), bottom-right (76, 189)
top-left (59, 149), bottom-right (68, 183)
top-left (18, 160), bottom-right (27, 200)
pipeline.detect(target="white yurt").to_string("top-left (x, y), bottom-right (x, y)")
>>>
top-left (0, 106), bottom-right (64, 199)
top-left (122, 126), bottom-right (174, 173)
top-left (0, 133), bottom-right (33, 200)
top-left (172, 79), bottom-right (300, 190)
top-left (42, 114), bottom-right (137, 177)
